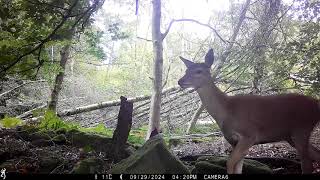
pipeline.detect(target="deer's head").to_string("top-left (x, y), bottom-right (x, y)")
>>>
top-left (178, 49), bottom-right (214, 89)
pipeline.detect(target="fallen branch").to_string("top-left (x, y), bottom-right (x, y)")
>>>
top-left (58, 86), bottom-right (180, 117)
top-left (0, 80), bottom-right (47, 100)
top-left (16, 103), bottom-right (47, 119)
top-left (169, 132), bottom-right (222, 140)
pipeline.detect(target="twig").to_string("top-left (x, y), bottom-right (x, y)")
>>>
top-left (137, 36), bottom-right (152, 42)
top-left (162, 18), bottom-right (228, 44)
top-left (0, 80), bottom-right (47, 99)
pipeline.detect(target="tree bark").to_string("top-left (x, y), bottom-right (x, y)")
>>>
top-left (186, 0), bottom-right (251, 134)
top-left (146, 0), bottom-right (164, 140)
top-left (48, 44), bottom-right (71, 112)
top-left (111, 96), bottom-right (133, 162)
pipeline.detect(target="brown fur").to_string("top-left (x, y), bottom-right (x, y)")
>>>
top-left (178, 49), bottom-right (320, 174)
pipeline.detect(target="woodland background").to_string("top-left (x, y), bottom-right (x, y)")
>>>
top-left (0, 0), bottom-right (320, 169)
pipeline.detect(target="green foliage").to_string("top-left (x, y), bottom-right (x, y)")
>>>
top-left (107, 23), bottom-right (130, 41)
top-left (128, 126), bottom-right (148, 145)
top-left (80, 124), bottom-right (147, 146)
top-left (0, 116), bottom-right (24, 128)
top-left (83, 145), bottom-right (94, 153)
top-left (83, 29), bottom-right (106, 60)
top-left (80, 123), bottom-right (114, 137)
top-left (0, 0), bottom-right (104, 78)
top-left (39, 110), bottom-right (79, 131)
top-left (190, 123), bottom-right (220, 134)
top-left (37, 112), bottom-right (147, 146)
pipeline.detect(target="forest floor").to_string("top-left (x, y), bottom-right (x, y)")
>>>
top-left (1, 125), bottom-right (320, 174)
top-left (172, 126), bottom-right (320, 174)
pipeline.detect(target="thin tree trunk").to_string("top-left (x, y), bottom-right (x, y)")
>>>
top-left (146, 0), bottom-right (163, 140)
top-left (186, 0), bottom-right (251, 134)
top-left (48, 44), bottom-right (71, 112)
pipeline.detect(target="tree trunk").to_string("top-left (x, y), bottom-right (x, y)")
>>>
top-left (48, 44), bottom-right (71, 112)
top-left (186, 0), bottom-right (251, 134)
top-left (111, 96), bottom-right (133, 162)
top-left (146, 0), bottom-right (164, 140)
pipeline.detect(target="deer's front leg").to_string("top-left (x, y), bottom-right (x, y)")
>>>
top-left (227, 137), bottom-right (254, 174)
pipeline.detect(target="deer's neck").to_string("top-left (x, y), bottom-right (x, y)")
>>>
top-left (196, 81), bottom-right (229, 126)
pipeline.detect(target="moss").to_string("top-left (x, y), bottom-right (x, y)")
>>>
top-left (0, 116), bottom-right (24, 128)
top-left (193, 161), bottom-right (226, 174)
top-left (72, 158), bottom-right (104, 174)
top-left (110, 135), bottom-right (190, 174)
top-left (195, 156), bottom-right (272, 174)
top-left (51, 134), bottom-right (67, 144)
top-left (66, 129), bottom-right (113, 152)
top-left (189, 123), bottom-right (220, 134)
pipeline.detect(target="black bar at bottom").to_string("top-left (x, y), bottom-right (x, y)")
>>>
top-left (4, 173), bottom-right (320, 180)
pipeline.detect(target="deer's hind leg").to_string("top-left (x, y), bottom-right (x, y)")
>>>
top-left (289, 133), bottom-right (313, 174)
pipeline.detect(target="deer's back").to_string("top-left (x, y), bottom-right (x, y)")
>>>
top-left (226, 93), bottom-right (320, 142)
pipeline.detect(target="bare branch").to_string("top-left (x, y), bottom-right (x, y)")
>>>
top-left (0, 80), bottom-right (47, 100)
top-left (137, 36), bottom-right (152, 42)
top-left (162, 18), bottom-right (227, 44)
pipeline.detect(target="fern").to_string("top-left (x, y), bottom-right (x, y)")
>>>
top-left (39, 110), bottom-right (79, 131)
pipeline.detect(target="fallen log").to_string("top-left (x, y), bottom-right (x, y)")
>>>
top-left (169, 132), bottom-right (223, 140)
top-left (58, 86), bottom-right (180, 117)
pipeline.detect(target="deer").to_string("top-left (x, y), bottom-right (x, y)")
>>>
top-left (178, 49), bottom-right (320, 174)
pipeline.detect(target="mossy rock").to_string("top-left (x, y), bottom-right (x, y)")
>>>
top-left (192, 161), bottom-right (227, 174)
top-left (51, 134), bottom-right (67, 144)
top-left (39, 155), bottom-right (62, 173)
top-left (110, 135), bottom-right (190, 174)
top-left (194, 156), bottom-right (272, 174)
top-left (66, 130), bottom-right (113, 152)
top-left (72, 158), bottom-right (104, 174)
top-left (55, 127), bottom-right (68, 134)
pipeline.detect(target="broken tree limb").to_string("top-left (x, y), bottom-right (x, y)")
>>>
top-left (186, 105), bottom-right (205, 134)
top-left (111, 96), bottom-right (133, 162)
top-left (16, 103), bottom-right (47, 119)
top-left (169, 132), bottom-right (223, 140)
top-left (58, 86), bottom-right (180, 117)
top-left (0, 80), bottom-right (47, 100)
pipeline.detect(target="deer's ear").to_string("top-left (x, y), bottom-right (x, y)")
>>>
top-left (180, 56), bottom-right (194, 68)
top-left (205, 49), bottom-right (214, 67)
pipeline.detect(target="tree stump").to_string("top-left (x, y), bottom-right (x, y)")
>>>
top-left (111, 96), bottom-right (133, 162)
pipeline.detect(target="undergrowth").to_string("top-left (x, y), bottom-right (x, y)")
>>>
top-left (39, 110), bottom-right (80, 131)
top-left (0, 110), bottom-right (217, 146)
top-left (38, 110), bottom-right (146, 145)
top-left (0, 116), bottom-right (24, 128)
